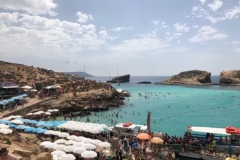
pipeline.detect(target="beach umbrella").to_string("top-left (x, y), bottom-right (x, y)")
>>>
top-left (73, 147), bottom-right (86, 155)
top-left (98, 142), bottom-right (111, 148)
top-left (59, 154), bottom-right (76, 160)
top-left (63, 145), bottom-right (75, 153)
top-left (26, 113), bottom-right (33, 116)
top-left (58, 132), bottom-right (70, 138)
top-left (74, 136), bottom-right (85, 142)
top-left (81, 138), bottom-right (92, 144)
top-left (73, 142), bottom-right (85, 147)
top-left (24, 127), bottom-right (35, 132)
top-left (10, 119), bottom-right (24, 124)
top-left (136, 133), bottom-right (152, 140)
top-left (8, 124), bottom-right (16, 128)
top-left (40, 141), bottom-right (52, 146)
top-left (37, 129), bottom-right (47, 134)
top-left (83, 143), bottom-right (96, 150)
top-left (0, 124), bottom-right (9, 129)
top-left (54, 139), bottom-right (67, 144)
top-left (0, 128), bottom-right (12, 134)
top-left (15, 125), bottom-right (27, 130)
top-left (53, 144), bottom-right (66, 151)
top-left (45, 143), bottom-right (57, 149)
top-left (52, 109), bottom-right (59, 112)
top-left (67, 135), bottom-right (77, 140)
top-left (45, 112), bottom-right (51, 115)
top-left (31, 89), bottom-right (38, 92)
top-left (150, 137), bottom-right (164, 144)
top-left (47, 109), bottom-right (54, 112)
top-left (81, 151), bottom-right (97, 158)
top-left (100, 124), bottom-right (108, 128)
top-left (2, 117), bottom-right (12, 121)
top-left (52, 155), bottom-right (58, 160)
top-left (21, 85), bottom-right (32, 89)
top-left (28, 120), bottom-right (38, 124)
top-left (65, 140), bottom-right (76, 146)
top-left (44, 130), bottom-right (55, 135)
top-left (91, 139), bottom-right (102, 145)
top-left (0, 119), bottom-right (10, 124)
top-left (51, 150), bottom-right (66, 157)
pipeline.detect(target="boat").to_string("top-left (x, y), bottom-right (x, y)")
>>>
top-left (107, 122), bottom-right (148, 137)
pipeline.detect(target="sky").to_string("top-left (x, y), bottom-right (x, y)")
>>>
top-left (0, 0), bottom-right (240, 76)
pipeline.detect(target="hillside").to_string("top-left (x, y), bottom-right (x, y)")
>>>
top-left (0, 61), bottom-right (83, 89)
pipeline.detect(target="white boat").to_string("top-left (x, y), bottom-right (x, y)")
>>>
top-left (107, 122), bottom-right (148, 137)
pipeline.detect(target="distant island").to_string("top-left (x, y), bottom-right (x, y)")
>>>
top-left (106, 74), bottom-right (130, 83)
top-left (62, 71), bottom-right (94, 78)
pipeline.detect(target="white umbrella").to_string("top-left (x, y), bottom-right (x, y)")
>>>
top-left (44, 130), bottom-right (55, 135)
top-left (63, 145), bottom-right (75, 153)
top-left (74, 136), bottom-right (85, 142)
top-left (100, 124), bottom-right (108, 128)
top-left (44, 143), bottom-right (57, 149)
top-left (10, 119), bottom-right (23, 125)
top-left (81, 138), bottom-right (92, 144)
top-left (98, 142), bottom-right (111, 148)
top-left (26, 113), bottom-right (33, 116)
top-left (53, 144), bottom-right (66, 151)
top-left (40, 141), bottom-right (53, 146)
top-left (73, 142), bottom-right (85, 147)
top-left (83, 143), bottom-right (96, 150)
top-left (44, 112), bottom-right (51, 115)
top-left (54, 139), bottom-right (67, 144)
top-left (47, 109), bottom-right (54, 112)
top-left (90, 128), bottom-right (101, 134)
top-left (21, 85), bottom-right (32, 89)
top-left (0, 128), bottom-right (12, 134)
top-left (52, 155), bottom-right (59, 160)
top-left (51, 150), bottom-right (66, 157)
top-left (0, 124), bottom-right (10, 129)
top-left (73, 147), bottom-right (86, 155)
top-left (67, 135), bottom-right (77, 140)
top-left (2, 117), bottom-right (12, 120)
top-left (81, 151), bottom-right (97, 158)
top-left (53, 109), bottom-right (59, 112)
top-left (65, 140), bottom-right (76, 145)
top-left (91, 139), bottom-right (102, 145)
top-left (59, 154), bottom-right (76, 160)
top-left (58, 132), bottom-right (70, 138)
top-left (31, 89), bottom-right (38, 92)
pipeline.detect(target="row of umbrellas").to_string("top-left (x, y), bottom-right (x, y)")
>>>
top-left (26, 109), bottom-right (59, 116)
top-left (0, 94), bottom-right (28, 105)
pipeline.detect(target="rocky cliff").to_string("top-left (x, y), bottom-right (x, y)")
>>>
top-left (220, 70), bottom-right (240, 85)
top-left (107, 74), bottom-right (130, 83)
top-left (159, 70), bottom-right (211, 85)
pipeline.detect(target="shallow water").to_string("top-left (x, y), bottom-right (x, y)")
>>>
top-left (58, 76), bottom-right (240, 137)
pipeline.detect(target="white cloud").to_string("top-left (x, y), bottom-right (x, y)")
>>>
top-left (193, 25), bottom-right (199, 28)
top-left (0, 0), bottom-right (57, 16)
top-left (0, 12), bottom-right (112, 56)
top-left (161, 22), bottom-right (169, 28)
top-left (208, 0), bottom-right (223, 11)
top-left (189, 26), bottom-right (227, 42)
top-left (152, 20), bottom-right (160, 26)
top-left (76, 12), bottom-right (93, 23)
top-left (109, 35), bottom-right (170, 54)
top-left (200, 0), bottom-right (206, 5)
top-left (224, 6), bottom-right (240, 19)
top-left (112, 26), bottom-right (132, 32)
top-left (232, 41), bottom-right (240, 45)
top-left (174, 23), bottom-right (189, 32)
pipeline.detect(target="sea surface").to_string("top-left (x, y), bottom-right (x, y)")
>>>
top-left (67, 76), bottom-right (240, 137)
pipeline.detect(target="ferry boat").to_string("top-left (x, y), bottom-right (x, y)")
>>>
top-left (107, 122), bottom-right (163, 137)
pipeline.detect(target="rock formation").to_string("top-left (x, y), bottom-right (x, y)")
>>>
top-left (107, 74), bottom-right (130, 83)
top-left (220, 70), bottom-right (240, 85)
top-left (137, 81), bottom-right (152, 84)
top-left (158, 70), bottom-right (212, 85)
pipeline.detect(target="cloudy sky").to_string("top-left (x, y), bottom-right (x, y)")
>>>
top-left (0, 0), bottom-right (240, 76)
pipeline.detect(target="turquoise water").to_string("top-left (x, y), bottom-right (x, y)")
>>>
top-left (64, 76), bottom-right (240, 137)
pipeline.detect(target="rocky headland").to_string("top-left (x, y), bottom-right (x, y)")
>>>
top-left (220, 70), bottom-right (240, 85)
top-left (106, 74), bottom-right (130, 83)
top-left (0, 61), bottom-right (126, 116)
top-left (137, 81), bottom-right (152, 84)
top-left (157, 70), bottom-right (212, 85)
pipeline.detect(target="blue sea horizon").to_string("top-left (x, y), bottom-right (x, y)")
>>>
top-left (63, 76), bottom-right (240, 137)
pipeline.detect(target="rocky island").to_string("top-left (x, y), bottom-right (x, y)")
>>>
top-left (157, 70), bottom-right (212, 85)
top-left (220, 70), bottom-right (240, 85)
top-left (106, 74), bottom-right (130, 83)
